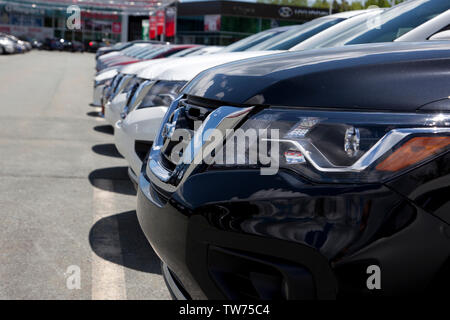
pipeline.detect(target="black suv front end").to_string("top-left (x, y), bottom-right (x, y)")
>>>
top-left (137, 42), bottom-right (450, 299)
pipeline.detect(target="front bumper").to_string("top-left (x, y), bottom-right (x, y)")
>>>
top-left (114, 107), bottom-right (168, 177)
top-left (92, 84), bottom-right (105, 106)
top-left (104, 93), bottom-right (127, 126)
top-left (128, 167), bottom-right (138, 190)
top-left (3, 45), bottom-right (15, 54)
top-left (137, 165), bottom-right (449, 299)
top-left (162, 262), bottom-right (188, 300)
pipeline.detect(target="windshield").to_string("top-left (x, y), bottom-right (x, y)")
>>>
top-left (112, 42), bottom-right (129, 50)
top-left (170, 47), bottom-right (202, 57)
top-left (221, 27), bottom-right (295, 53)
top-left (136, 46), bottom-right (165, 59)
top-left (120, 44), bottom-right (149, 55)
top-left (291, 9), bottom-right (383, 51)
top-left (249, 17), bottom-right (344, 51)
top-left (127, 45), bottom-right (154, 57)
top-left (312, 0), bottom-right (450, 48)
top-left (141, 47), bottom-right (171, 59)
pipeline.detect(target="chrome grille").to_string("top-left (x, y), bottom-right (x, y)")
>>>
top-left (160, 99), bottom-right (214, 171)
top-left (146, 98), bottom-right (254, 193)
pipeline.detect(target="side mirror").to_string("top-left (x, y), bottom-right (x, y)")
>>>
top-left (429, 30), bottom-right (450, 41)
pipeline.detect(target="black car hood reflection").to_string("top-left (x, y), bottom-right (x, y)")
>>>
top-left (183, 42), bottom-right (450, 112)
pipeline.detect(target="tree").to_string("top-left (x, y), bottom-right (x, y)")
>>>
top-left (351, 1), bottom-right (364, 10)
top-left (340, 0), bottom-right (351, 11)
top-left (311, 0), bottom-right (329, 9)
top-left (365, 0), bottom-right (392, 8)
top-left (332, 0), bottom-right (340, 11)
top-left (378, 0), bottom-right (392, 7)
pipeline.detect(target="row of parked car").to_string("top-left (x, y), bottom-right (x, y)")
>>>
top-left (0, 33), bottom-right (33, 54)
top-left (34, 38), bottom-right (86, 52)
top-left (95, 40), bottom-right (223, 71)
top-left (0, 35), bottom-right (121, 54)
top-left (38, 38), bottom-right (120, 52)
top-left (94, 0), bottom-right (450, 299)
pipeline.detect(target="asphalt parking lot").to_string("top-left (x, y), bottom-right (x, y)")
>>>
top-left (0, 50), bottom-right (169, 299)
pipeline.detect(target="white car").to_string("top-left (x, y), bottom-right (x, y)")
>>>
top-left (92, 27), bottom-right (293, 107)
top-left (103, 57), bottom-right (191, 126)
top-left (97, 10), bottom-right (364, 112)
top-left (93, 68), bottom-right (119, 106)
top-left (93, 47), bottom-right (222, 107)
top-left (106, 9), bottom-right (369, 124)
top-left (115, 106), bottom-right (168, 185)
top-left (0, 36), bottom-right (16, 54)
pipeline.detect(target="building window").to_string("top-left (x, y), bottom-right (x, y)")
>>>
top-left (44, 16), bottom-right (53, 28)
top-left (177, 16), bottom-right (204, 32)
top-left (221, 16), bottom-right (260, 34)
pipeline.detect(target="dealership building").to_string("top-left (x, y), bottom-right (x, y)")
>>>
top-left (0, 0), bottom-right (150, 44)
top-left (0, 0), bottom-right (329, 45)
top-left (175, 1), bottom-right (328, 45)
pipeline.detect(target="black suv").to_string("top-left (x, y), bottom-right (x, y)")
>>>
top-left (137, 42), bottom-right (450, 299)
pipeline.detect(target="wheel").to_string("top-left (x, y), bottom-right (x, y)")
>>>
top-left (0, 46), bottom-right (4, 55)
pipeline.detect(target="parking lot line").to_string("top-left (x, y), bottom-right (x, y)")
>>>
top-left (91, 179), bottom-right (127, 300)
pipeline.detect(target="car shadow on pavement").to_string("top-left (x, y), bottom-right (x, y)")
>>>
top-left (92, 143), bottom-right (123, 158)
top-left (93, 124), bottom-right (114, 135)
top-left (89, 210), bottom-right (162, 274)
top-left (87, 111), bottom-right (102, 118)
top-left (89, 167), bottom-right (136, 196)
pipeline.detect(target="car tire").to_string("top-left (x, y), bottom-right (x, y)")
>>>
top-left (0, 46), bottom-right (4, 55)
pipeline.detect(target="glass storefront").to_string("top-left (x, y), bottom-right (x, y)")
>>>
top-left (0, 3), bottom-right (122, 44)
top-left (175, 1), bottom-right (328, 45)
top-left (177, 15), bottom-right (307, 46)
top-left (0, 1), bottom-right (328, 45)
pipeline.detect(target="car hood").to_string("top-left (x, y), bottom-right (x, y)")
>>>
top-left (120, 54), bottom-right (206, 76)
top-left (95, 57), bottom-right (177, 81)
top-left (98, 51), bottom-right (121, 61)
top-left (137, 51), bottom-right (282, 82)
top-left (95, 68), bottom-right (119, 82)
top-left (103, 55), bottom-right (131, 63)
top-left (183, 42), bottom-right (450, 112)
top-left (97, 47), bottom-right (111, 52)
top-left (121, 59), bottom-right (163, 75)
top-left (108, 56), bottom-right (138, 65)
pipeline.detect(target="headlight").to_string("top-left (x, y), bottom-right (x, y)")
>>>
top-left (121, 80), bottom-right (186, 119)
top-left (94, 69), bottom-right (118, 86)
top-left (104, 73), bottom-right (123, 101)
top-left (123, 75), bottom-right (141, 94)
top-left (94, 78), bottom-right (112, 88)
top-left (134, 80), bottom-right (186, 110)
top-left (214, 108), bottom-right (450, 183)
top-left (113, 74), bottom-right (134, 97)
top-left (112, 74), bottom-right (124, 92)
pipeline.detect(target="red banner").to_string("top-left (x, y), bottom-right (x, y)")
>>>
top-left (0, 26), bottom-right (11, 33)
top-left (149, 15), bottom-right (157, 39)
top-left (165, 7), bottom-right (176, 37)
top-left (156, 10), bottom-right (165, 36)
top-left (112, 22), bottom-right (121, 34)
